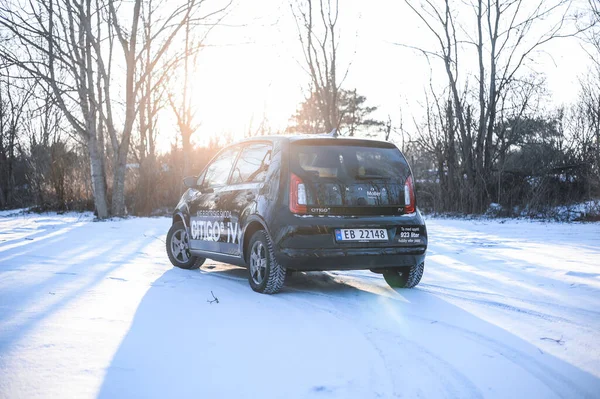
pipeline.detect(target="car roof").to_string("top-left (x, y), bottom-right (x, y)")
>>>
top-left (237, 134), bottom-right (396, 148)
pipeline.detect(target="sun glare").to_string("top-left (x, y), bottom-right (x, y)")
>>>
top-left (155, 0), bottom-right (587, 155)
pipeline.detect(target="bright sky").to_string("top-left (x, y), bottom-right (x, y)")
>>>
top-left (164, 0), bottom-right (594, 150)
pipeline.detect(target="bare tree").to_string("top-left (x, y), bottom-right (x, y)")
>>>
top-left (168, 0), bottom-right (231, 178)
top-left (0, 0), bottom-right (208, 217)
top-left (0, 0), bottom-right (106, 216)
top-left (402, 0), bottom-right (589, 212)
top-left (0, 72), bottom-right (36, 207)
top-left (581, 0), bottom-right (600, 176)
top-left (105, 0), bottom-right (205, 216)
top-left (291, 0), bottom-right (349, 132)
top-left (168, 15), bottom-right (201, 179)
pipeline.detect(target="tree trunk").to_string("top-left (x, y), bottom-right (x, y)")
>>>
top-left (182, 126), bottom-right (192, 177)
top-left (446, 100), bottom-right (457, 211)
top-left (595, 96), bottom-right (600, 176)
top-left (88, 133), bottom-right (109, 218)
top-left (111, 149), bottom-right (128, 216)
top-left (0, 185), bottom-right (5, 208)
top-left (110, 0), bottom-right (141, 217)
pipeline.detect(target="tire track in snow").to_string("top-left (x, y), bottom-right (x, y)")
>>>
top-left (278, 287), bottom-right (396, 398)
top-left (281, 281), bottom-right (484, 398)
top-left (362, 328), bottom-right (484, 399)
top-left (421, 283), bottom-right (600, 320)
top-left (285, 273), bottom-right (599, 398)
top-left (418, 285), bottom-right (594, 328)
top-left (425, 318), bottom-right (600, 399)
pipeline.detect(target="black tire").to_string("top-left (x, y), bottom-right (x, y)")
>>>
top-left (383, 262), bottom-right (424, 288)
top-left (166, 221), bottom-right (205, 270)
top-left (247, 230), bottom-right (286, 294)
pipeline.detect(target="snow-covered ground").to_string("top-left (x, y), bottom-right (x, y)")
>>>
top-left (0, 213), bottom-right (599, 398)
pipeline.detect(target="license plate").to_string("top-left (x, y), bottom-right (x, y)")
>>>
top-left (335, 228), bottom-right (388, 242)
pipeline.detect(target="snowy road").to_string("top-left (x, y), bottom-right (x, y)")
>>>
top-left (0, 213), bottom-right (599, 398)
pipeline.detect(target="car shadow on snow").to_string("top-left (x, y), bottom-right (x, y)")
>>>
top-left (97, 266), bottom-right (600, 399)
top-left (0, 221), bottom-right (161, 352)
top-left (200, 263), bottom-right (374, 296)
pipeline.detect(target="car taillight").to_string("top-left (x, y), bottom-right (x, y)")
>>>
top-left (404, 175), bottom-right (416, 214)
top-left (289, 173), bottom-right (307, 214)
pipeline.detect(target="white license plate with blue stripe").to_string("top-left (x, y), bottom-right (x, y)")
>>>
top-left (335, 228), bottom-right (388, 242)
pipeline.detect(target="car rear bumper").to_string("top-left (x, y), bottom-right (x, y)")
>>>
top-left (269, 210), bottom-right (427, 271)
top-left (275, 247), bottom-right (426, 271)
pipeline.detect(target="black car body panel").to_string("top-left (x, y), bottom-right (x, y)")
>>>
top-left (172, 135), bottom-right (427, 272)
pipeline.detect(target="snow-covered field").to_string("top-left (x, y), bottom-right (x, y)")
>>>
top-left (0, 212), bottom-right (599, 398)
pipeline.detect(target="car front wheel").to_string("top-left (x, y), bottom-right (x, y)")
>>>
top-left (166, 221), bottom-right (205, 270)
top-left (383, 262), bottom-right (424, 288)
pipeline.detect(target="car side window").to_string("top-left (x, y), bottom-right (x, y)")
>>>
top-left (195, 170), bottom-right (206, 187)
top-left (230, 143), bottom-right (272, 185)
top-left (202, 147), bottom-right (240, 188)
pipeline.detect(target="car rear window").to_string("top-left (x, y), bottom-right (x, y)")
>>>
top-left (291, 141), bottom-right (411, 209)
top-left (297, 147), bottom-right (405, 180)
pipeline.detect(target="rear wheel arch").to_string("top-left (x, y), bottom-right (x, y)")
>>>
top-left (247, 230), bottom-right (286, 294)
top-left (242, 219), bottom-right (268, 263)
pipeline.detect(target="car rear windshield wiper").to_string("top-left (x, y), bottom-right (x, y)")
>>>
top-left (354, 174), bottom-right (385, 180)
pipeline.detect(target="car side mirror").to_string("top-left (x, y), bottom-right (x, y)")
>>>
top-left (183, 176), bottom-right (198, 189)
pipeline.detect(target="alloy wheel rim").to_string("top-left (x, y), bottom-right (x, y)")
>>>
top-left (171, 229), bottom-right (191, 263)
top-left (250, 241), bottom-right (267, 285)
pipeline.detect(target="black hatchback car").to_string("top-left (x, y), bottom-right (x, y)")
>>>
top-left (166, 135), bottom-right (427, 294)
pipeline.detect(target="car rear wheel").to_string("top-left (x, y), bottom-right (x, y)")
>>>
top-left (248, 230), bottom-right (286, 294)
top-left (166, 221), bottom-right (205, 270)
top-left (383, 262), bottom-right (424, 288)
